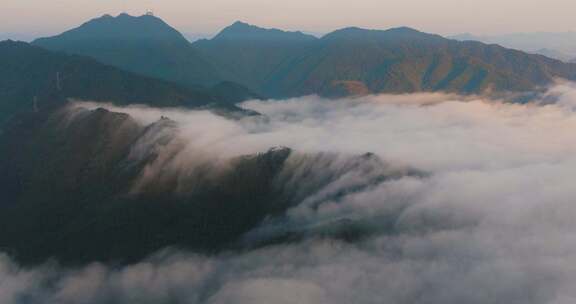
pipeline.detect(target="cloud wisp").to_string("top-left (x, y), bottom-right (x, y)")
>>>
top-left (4, 84), bottom-right (576, 303)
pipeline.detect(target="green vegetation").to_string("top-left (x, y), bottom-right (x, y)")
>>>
top-left (33, 14), bottom-right (576, 99)
top-left (33, 13), bottom-right (224, 87)
top-left (196, 25), bottom-right (576, 97)
top-left (0, 41), bottom-right (258, 127)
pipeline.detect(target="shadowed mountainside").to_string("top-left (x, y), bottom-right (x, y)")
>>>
top-left (193, 21), bottom-right (319, 94)
top-left (0, 41), bottom-right (260, 127)
top-left (253, 27), bottom-right (576, 97)
top-left (33, 14), bottom-right (576, 99)
top-left (194, 23), bottom-right (576, 97)
top-left (33, 13), bottom-right (226, 87)
top-left (0, 104), bottom-right (420, 265)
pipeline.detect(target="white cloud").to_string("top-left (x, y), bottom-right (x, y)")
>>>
top-left (5, 83), bottom-right (576, 303)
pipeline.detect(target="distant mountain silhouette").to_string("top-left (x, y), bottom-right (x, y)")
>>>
top-left (451, 32), bottom-right (576, 61)
top-left (193, 21), bottom-right (318, 94)
top-left (33, 13), bottom-right (226, 87)
top-left (213, 21), bottom-right (318, 41)
top-left (0, 41), bottom-right (258, 126)
top-left (533, 48), bottom-right (574, 62)
top-left (198, 24), bottom-right (576, 97)
top-left (33, 15), bottom-right (576, 98)
top-left (266, 27), bottom-right (576, 96)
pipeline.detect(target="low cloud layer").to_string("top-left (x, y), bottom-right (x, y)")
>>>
top-left (5, 83), bottom-right (576, 303)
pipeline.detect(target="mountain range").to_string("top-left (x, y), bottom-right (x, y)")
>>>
top-left (451, 32), bottom-right (576, 62)
top-left (0, 40), bottom-right (260, 127)
top-left (30, 13), bottom-right (576, 99)
top-left (0, 103), bottom-right (418, 265)
top-left (3, 13), bottom-right (576, 266)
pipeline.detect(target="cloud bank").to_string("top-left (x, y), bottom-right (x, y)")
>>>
top-left (5, 83), bottom-right (576, 303)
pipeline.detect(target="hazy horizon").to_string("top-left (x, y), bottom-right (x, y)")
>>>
top-left (3, 0), bottom-right (576, 41)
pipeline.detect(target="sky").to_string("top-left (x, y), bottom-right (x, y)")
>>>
top-left (2, 0), bottom-right (576, 40)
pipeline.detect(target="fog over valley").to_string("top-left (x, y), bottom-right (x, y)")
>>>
top-left (2, 84), bottom-right (576, 303)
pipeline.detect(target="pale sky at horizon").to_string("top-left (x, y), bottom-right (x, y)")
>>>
top-left (2, 0), bottom-right (576, 40)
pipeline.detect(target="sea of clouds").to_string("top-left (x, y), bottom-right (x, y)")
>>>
top-left (4, 83), bottom-right (576, 303)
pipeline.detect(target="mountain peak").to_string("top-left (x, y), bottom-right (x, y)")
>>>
top-left (218, 21), bottom-right (259, 35)
top-left (86, 12), bottom-right (167, 27)
top-left (31, 13), bottom-right (224, 87)
top-left (34, 12), bottom-right (188, 44)
top-left (230, 20), bottom-right (252, 28)
top-left (322, 26), bottom-right (439, 42)
top-left (214, 21), bottom-right (317, 41)
top-left (387, 26), bottom-right (422, 34)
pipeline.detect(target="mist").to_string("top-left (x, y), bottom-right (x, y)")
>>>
top-left (4, 83), bottom-right (576, 303)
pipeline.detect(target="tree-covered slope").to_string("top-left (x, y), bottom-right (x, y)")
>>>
top-left (195, 24), bottom-right (576, 97)
top-left (33, 15), bottom-right (576, 98)
top-left (0, 105), bottom-right (418, 265)
top-left (0, 41), bottom-right (257, 127)
top-left (193, 21), bottom-right (318, 94)
top-left (265, 27), bottom-right (576, 97)
top-left (33, 13), bottom-right (226, 87)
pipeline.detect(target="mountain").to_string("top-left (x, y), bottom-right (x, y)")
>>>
top-left (0, 41), bottom-right (257, 127)
top-left (33, 13), bottom-right (225, 87)
top-left (0, 104), bottom-right (418, 265)
top-left (209, 81), bottom-right (264, 104)
top-left (33, 15), bottom-right (576, 98)
top-left (265, 27), bottom-right (576, 97)
top-left (0, 32), bottom-right (39, 42)
top-left (196, 24), bottom-right (576, 97)
top-left (451, 32), bottom-right (576, 61)
top-left (533, 48), bottom-right (574, 62)
top-left (193, 21), bottom-right (318, 94)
